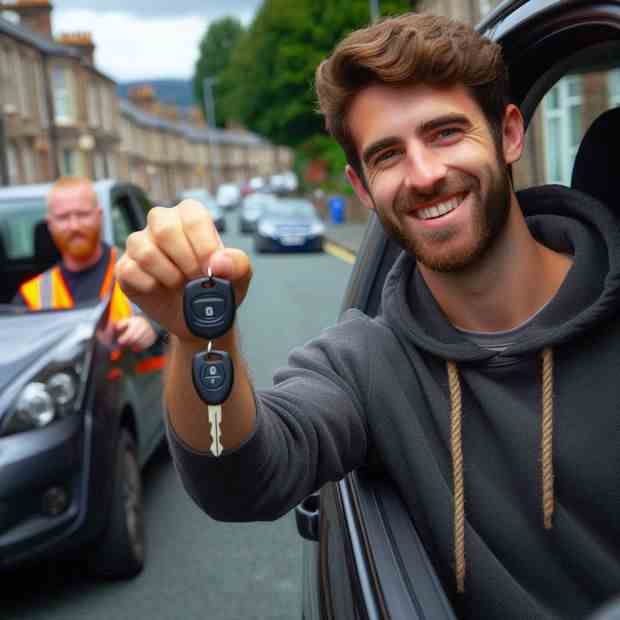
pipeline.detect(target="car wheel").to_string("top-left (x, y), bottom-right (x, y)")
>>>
top-left (87, 428), bottom-right (145, 579)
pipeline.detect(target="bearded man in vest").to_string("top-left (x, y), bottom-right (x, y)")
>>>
top-left (16, 176), bottom-right (158, 352)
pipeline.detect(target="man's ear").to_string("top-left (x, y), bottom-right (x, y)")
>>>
top-left (502, 104), bottom-right (525, 165)
top-left (345, 164), bottom-right (375, 211)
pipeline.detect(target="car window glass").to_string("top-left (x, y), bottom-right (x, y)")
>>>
top-left (111, 194), bottom-right (136, 251)
top-left (514, 41), bottom-right (620, 192)
top-left (0, 199), bottom-right (46, 260)
top-left (131, 186), bottom-right (154, 222)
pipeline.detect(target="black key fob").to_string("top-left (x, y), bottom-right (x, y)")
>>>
top-left (192, 349), bottom-right (234, 405)
top-left (183, 276), bottom-right (236, 340)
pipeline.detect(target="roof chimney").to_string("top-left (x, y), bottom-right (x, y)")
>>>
top-left (0, 0), bottom-right (53, 38)
top-left (58, 31), bottom-right (95, 65)
top-left (128, 84), bottom-right (159, 116)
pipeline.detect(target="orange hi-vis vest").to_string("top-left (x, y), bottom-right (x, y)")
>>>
top-left (19, 246), bottom-right (132, 323)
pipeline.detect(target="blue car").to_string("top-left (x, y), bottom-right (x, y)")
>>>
top-left (254, 198), bottom-right (325, 253)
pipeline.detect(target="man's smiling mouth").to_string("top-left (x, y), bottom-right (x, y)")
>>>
top-left (413, 193), bottom-right (467, 220)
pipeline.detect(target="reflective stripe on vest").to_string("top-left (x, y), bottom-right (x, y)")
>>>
top-left (19, 246), bottom-right (132, 321)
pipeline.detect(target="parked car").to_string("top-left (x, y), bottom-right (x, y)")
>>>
top-left (0, 180), bottom-right (166, 579)
top-left (216, 183), bottom-right (241, 210)
top-left (238, 192), bottom-right (278, 234)
top-left (254, 198), bottom-right (324, 253)
top-left (177, 188), bottom-right (226, 233)
top-left (298, 1), bottom-right (620, 618)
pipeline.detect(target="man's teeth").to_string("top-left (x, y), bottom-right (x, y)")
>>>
top-left (415, 195), bottom-right (464, 220)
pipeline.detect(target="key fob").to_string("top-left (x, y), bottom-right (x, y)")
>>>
top-left (192, 349), bottom-right (234, 405)
top-left (183, 276), bottom-right (236, 340)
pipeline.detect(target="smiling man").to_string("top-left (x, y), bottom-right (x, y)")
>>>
top-left (16, 177), bottom-right (158, 352)
top-left (116, 13), bottom-right (620, 620)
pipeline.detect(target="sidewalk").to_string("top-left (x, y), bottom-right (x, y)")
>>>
top-left (323, 219), bottom-right (369, 255)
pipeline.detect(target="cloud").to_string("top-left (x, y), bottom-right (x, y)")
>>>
top-left (53, 10), bottom-right (223, 82)
top-left (51, 2), bottom-right (263, 82)
top-left (52, 0), bottom-right (262, 21)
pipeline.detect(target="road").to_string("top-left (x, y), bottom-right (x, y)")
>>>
top-left (2, 211), bottom-right (354, 620)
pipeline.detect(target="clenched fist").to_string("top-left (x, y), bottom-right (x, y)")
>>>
top-left (115, 200), bottom-right (252, 343)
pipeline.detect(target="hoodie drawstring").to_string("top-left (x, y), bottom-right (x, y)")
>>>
top-left (446, 347), bottom-right (555, 594)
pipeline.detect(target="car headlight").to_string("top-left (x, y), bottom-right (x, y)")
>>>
top-left (258, 221), bottom-right (277, 236)
top-left (2, 368), bottom-right (82, 436)
top-left (0, 322), bottom-right (93, 438)
top-left (310, 222), bottom-right (325, 236)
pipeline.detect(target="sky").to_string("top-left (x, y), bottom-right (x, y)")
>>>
top-left (51, 1), bottom-right (264, 82)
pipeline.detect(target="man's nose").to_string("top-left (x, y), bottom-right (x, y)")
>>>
top-left (403, 144), bottom-right (447, 193)
top-left (67, 214), bottom-right (82, 229)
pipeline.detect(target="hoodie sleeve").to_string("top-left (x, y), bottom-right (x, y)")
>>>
top-left (165, 310), bottom-right (371, 522)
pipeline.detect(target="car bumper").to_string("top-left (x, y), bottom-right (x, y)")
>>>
top-left (254, 233), bottom-right (323, 252)
top-left (0, 414), bottom-right (92, 568)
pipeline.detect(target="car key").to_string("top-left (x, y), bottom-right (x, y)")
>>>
top-left (192, 344), bottom-right (234, 457)
top-left (183, 271), bottom-right (236, 340)
top-left (184, 269), bottom-right (236, 457)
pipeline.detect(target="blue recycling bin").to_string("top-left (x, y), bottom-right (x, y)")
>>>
top-left (328, 196), bottom-right (346, 224)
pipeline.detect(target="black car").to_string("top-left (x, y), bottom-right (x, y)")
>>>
top-left (298, 1), bottom-right (620, 618)
top-left (254, 198), bottom-right (325, 252)
top-left (0, 180), bottom-right (166, 578)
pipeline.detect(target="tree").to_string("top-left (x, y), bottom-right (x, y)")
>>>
top-left (218, 0), bottom-right (415, 147)
top-left (193, 17), bottom-right (244, 127)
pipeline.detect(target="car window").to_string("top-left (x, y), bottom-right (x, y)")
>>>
top-left (265, 201), bottom-right (315, 217)
top-left (514, 40), bottom-right (620, 192)
top-left (130, 186), bottom-right (154, 223)
top-left (0, 199), bottom-right (46, 260)
top-left (111, 193), bottom-right (138, 251)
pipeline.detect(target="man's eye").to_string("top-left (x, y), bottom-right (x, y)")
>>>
top-left (375, 149), bottom-right (398, 164)
top-left (436, 127), bottom-right (462, 141)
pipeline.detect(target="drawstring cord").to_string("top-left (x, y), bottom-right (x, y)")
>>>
top-left (447, 360), bottom-right (465, 593)
top-left (446, 347), bottom-right (555, 594)
top-left (541, 347), bottom-right (555, 529)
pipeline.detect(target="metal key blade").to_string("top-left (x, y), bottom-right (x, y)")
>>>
top-left (208, 405), bottom-right (223, 457)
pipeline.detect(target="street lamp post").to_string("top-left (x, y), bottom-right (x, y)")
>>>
top-left (203, 76), bottom-right (221, 191)
top-left (369, 0), bottom-right (380, 21)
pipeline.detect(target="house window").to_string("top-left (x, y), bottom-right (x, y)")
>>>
top-left (543, 75), bottom-right (583, 185)
top-left (61, 148), bottom-right (78, 176)
top-left (34, 62), bottom-right (48, 127)
top-left (94, 151), bottom-right (106, 179)
top-left (87, 81), bottom-right (100, 128)
top-left (7, 142), bottom-right (19, 184)
top-left (22, 146), bottom-right (36, 183)
top-left (14, 49), bottom-right (29, 118)
top-left (608, 68), bottom-right (620, 106)
top-left (52, 66), bottom-right (75, 124)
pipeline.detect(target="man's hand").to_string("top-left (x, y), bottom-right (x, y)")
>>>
top-left (114, 316), bottom-right (158, 352)
top-left (115, 200), bottom-right (253, 343)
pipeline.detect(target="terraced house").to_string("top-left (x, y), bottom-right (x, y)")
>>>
top-left (0, 0), bottom-right (293, 203)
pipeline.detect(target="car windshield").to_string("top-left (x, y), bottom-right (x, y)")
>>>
top-left (243, 194), bottom-right (276, 210)
top-left (264, 201), bottom-right (315, 218)
top-left (0, 199), bottom-right (47, 260)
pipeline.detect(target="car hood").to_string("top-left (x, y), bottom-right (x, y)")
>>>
top-left (0, 305), bottom-right (101, 392)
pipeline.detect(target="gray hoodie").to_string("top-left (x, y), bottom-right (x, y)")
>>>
top-left (168, 185), bottom-right (620, 619)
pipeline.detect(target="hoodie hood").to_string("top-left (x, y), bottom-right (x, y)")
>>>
top-left (380, 184), bottom-right (620, 362)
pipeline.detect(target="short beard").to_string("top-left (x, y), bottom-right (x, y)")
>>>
top-left (375, 164), bottom-right (512, 273)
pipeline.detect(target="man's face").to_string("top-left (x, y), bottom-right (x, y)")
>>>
top-left (346, 83), bottom-right (520, 272)
top-left (47, 183), bottom-right (102, 261)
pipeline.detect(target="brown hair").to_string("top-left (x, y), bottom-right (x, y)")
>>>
top-left (315, 13), bottom-right (510, 182)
